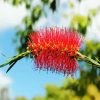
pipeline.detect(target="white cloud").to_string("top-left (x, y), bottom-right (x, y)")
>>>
top-left (86, 13), bottom-right (100, 42)
top-left (77, 0), bottom-right (100, 15)
top-left (0, 0), bottom-right (27, 30)
top-left (0, 71), bottom-right (11, 88)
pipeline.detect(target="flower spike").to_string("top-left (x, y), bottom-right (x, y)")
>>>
top-left (27, 27), bottom-right (82, 75)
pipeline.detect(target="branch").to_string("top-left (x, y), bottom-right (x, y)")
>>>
top-left (0, 50), bottom-right (100, 73)
top-left (0, 50), bottom-right (30, 68)
top-left (77, 52), bottom-right (100, 68)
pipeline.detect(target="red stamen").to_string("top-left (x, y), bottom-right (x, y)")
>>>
top-left (27, 27), bottom-right (82, 75)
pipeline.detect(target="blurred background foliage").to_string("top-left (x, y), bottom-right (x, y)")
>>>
top-left (5, 0), bottom-right (57, 53)
top-left (3, 0), bottom-right (100, 100)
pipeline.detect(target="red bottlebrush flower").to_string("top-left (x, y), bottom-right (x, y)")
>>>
top-left (27, 27), bottom-right (82, 75)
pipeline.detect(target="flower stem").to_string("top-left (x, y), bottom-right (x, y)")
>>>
top-left (77, 52), bottom-right (100, 68)
top-left (0, 50), bottom-right (100, 70)
top-left (0, 50), bottom-right (31, 68)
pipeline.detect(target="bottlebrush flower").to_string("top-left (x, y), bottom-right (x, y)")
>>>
top-left (27, 27), bottom-right (82, 75)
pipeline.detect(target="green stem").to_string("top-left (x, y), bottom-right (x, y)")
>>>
top-left (77, 52), bottom-right (100, 68)
top-left (0, 50), bottom-right (31, 68)
top-left (0, 50), bottom-right (100, 69)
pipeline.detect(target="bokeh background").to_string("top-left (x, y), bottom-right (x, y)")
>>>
top-left (0, 0), bottom-right (100, 100)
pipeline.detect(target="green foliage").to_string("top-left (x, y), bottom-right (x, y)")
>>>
top-left (14, 71), bottom-right (100, 100)
top-left (15, 97), bottom-right (27, 100)
top-left (41, 0), bottom-right (50, 4)
top-left (31, 5), bottom-right (42, 23)
top-left (12, 0), bottom-right (21, 5)
top-left (33, 97), bottom-right (45, 100)
top-left (32, 70), bottom-right (100, 100)
top-left (50, 0), bottom-right (57, 12)
top-left (81, 41), bottom-right (100, 59)
top-left (68, 1), bottom-right (75, 8)
top-left (71, 15), bottom-right (90, 35)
